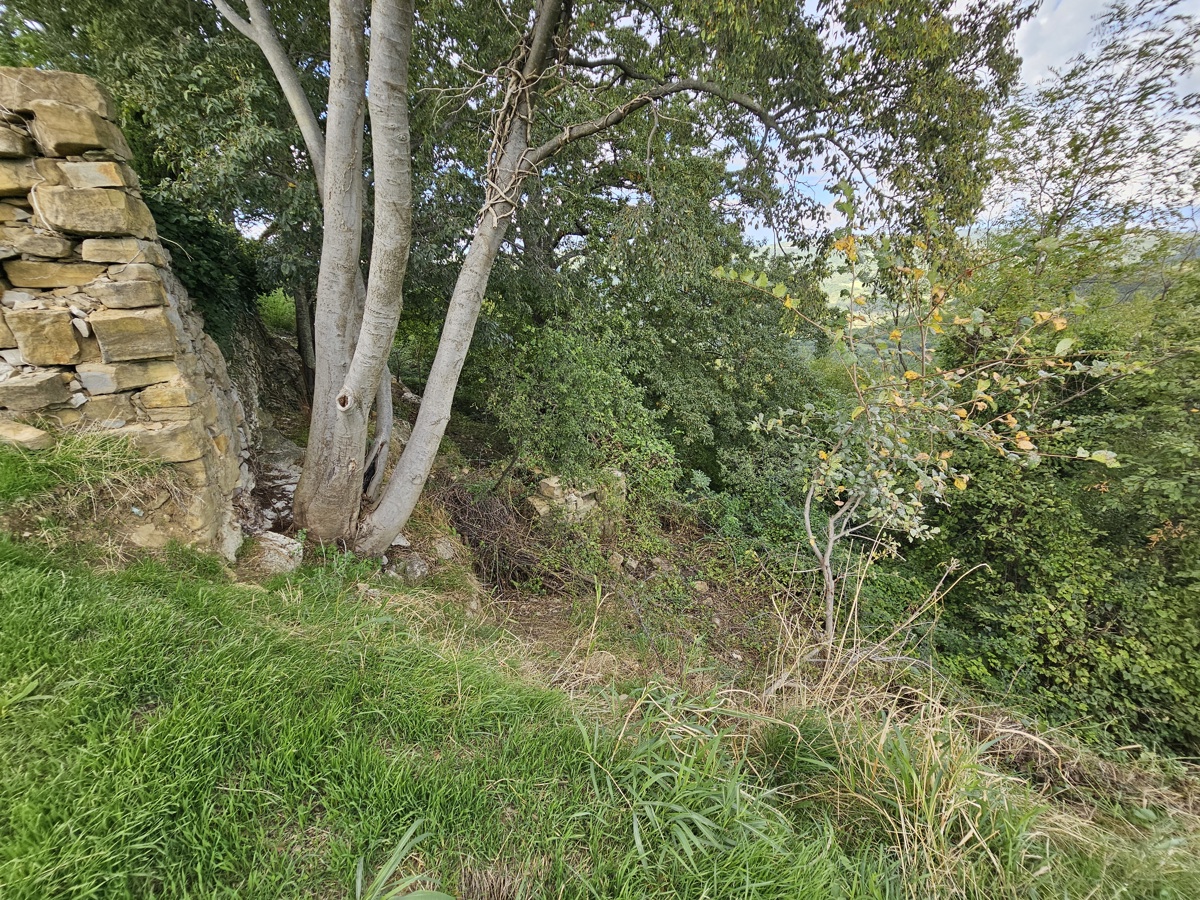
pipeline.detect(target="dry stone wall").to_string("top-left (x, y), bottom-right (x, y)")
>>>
top-left (0, 67), bottom-right (250, 559)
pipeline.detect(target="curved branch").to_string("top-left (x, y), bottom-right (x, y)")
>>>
top-left (565, 55), bottom-right (660, 83)
top-left (528, 75), bottom-right (793, 167)
top-left (210, 0), bottom-right (328, 193)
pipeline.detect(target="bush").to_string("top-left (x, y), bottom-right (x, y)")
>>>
top-left (485, 323), bottom-right (680, 501)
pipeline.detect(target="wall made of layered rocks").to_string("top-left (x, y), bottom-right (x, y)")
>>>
top-left (0, 67), bottom-right (249, 559)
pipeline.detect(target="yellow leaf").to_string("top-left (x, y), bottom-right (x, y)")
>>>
top-left (833, 234), bottom-right (858, 262)
top-left (851, 406), bottom-right (866, 420)
top-left (818, 450), bottom-right (828, 460)
top-left (889, 329), bottom-right (903, 342)
top-left (939, 450), bottom-right (953, 459)
top-left (904, 370), bottom-right (920, 381)
top-left (954, 408), bottom-right (968, 419)
top-left (1052, 316), bottom-right (1068, 331)
top-left (1016, 439), bottom-right (1036, 451)
top-left (953, 475), bottom-right (968, 490)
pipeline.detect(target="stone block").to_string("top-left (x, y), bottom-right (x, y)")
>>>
top-left (79, 391), bottom-right (135, 424)
top-left (56, 160), bottom-right (136, 189)
top-left (0, 125), bottom-right (33, 159)
top-left (26, 99), bottom-right (131, 159)
top-left (114, 419), bottom-right (208, 462)
top-left (0, 309), bottom-right (13, 348)
top-left (136, 376), bottom-right (195, 408)
top-left (107, 263), bottom-right (161, 282)
top-left (0, 369), bottom-right (69, 410)
top-left (145, 407), bottom-right (195, 422)
top-left (79, 237), bottom-right (168, 266)
top-left (0, 226), bottom-right (73, 258)
top-left (0, 159), bottom-right (40, 197)
top-left (75, 333), bottom-right (101, 362)
top-left (0, 202), bottom-right (30, 223)
top-left (5, 307), bottom-right (79, 364)
top-left (4, 260), bottom-right (103, 287)
top-left (538, 476), bottom-right (566, 500)
top-left (33, 186), bottom-right (155, 239)
top-left (86, 279), bottom-right (166, 309)
top-left (75, 359), bottom-right (178, 394)
top-left (185, 492), bottom-right (221, 542)
top-left (89, 307), bottom-right (175, 361)
top-left (175, 459), bottom-right (210, 487)
top-left (0, 67), bottom-right (116, 118)
top-left (255, 531), bottom-right (304, 573)
top-left (0, 418), bottom-right (54, 450)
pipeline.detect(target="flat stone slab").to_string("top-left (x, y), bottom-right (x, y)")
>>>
top-left (4, 260), bottom-right (106, 288)
top-left (0, 369), bottom-right (69, 410)
top-left (27, 99), bottom-right (131, 159)
top-left (0, 67), bottom-right (116, 118)
top-left (0, 418), bottom-right (54, 450)
top-left (5, 307), bottom-right (80, 365)
top-left (34, 186), bottom-right (155, 239)
top-left (89, 307), bottom-right (175, 361)
top-left (80, 238), bottom-right (168, 266)
top-left (75, 359), bottom-right (179, 394)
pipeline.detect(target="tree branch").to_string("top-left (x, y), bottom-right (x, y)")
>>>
top-left (529, 77), bottom-right (758, 165)
top-left (210, 0), bottom-right (328, 193)
top-left (564, 55), bottom-right (660, 83)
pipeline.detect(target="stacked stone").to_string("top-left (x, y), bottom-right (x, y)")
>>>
top-left (0, 67), bottom-right (248, 559)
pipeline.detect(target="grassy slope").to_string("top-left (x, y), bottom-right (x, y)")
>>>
top-left (0, 542), bottom-right (842, 899)
top-left (2, 440), bottom-right (1198, 899)
top-left (2, 539), bottom-right (1197, 899)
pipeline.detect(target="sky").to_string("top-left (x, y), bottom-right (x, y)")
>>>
top-left (1015, 0), bottom-right (1110, 84)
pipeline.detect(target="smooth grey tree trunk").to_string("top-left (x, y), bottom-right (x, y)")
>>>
top-left (353, 0), bottom-right (564, 555)
top-left (291, 0), bottom-right (368, 539)
top-left (306, 0), bottom-right (414, 528)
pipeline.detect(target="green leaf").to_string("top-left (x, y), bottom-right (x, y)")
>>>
top-left (1054, 337), bottom-right (1075, 357)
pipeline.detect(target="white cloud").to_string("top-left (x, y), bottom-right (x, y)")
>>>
top-left (1015, 0), bottom-right (1105, 84)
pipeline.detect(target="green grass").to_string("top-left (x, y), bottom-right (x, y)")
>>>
top-left (257, 288), bottom-right (297, 333)
top-left (0, 432), bottom-right (165, 506)
top-left (2, 538), bottom-right (1197, 899)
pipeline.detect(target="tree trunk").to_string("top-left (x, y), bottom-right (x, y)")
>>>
top-left (292, 0), bottom-right (368, 541)
top-left (353, 0), bottom-right (564, 555)
top-left (294, 284), bottom-right (316, 401)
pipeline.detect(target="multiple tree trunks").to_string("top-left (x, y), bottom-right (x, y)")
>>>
top-left (0, 67), bottom-right (250, 559)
